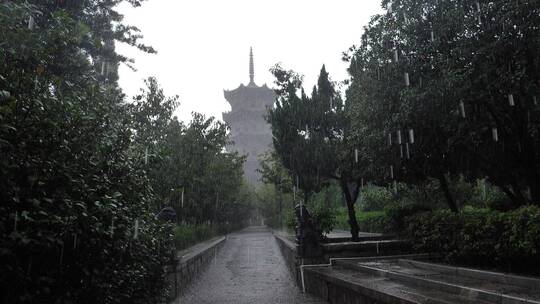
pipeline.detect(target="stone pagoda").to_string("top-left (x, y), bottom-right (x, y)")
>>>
top-left (223, 48), bottom-right (275, 185)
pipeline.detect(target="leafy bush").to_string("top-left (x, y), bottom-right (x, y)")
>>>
top-left (357, 211), bottom-right (389, 233)
top-left (386, 204), bottom-right (433, 233)
top-left (467, 179), bottom-right (508, 210)
top-left (404, 206), bottom-right (540, 274)
top-left (284, 208), bottom-right (296, 232)
top-left (358, 185), bottom-right (393, 211)
top-left (311, 202), bottom-right (338, 235)
top-left (283, 201), bottom-right (338, 235)
top-left (335, 209), bottom-right (389, 233)
top-left (173, 224), bottom-right (218, 251)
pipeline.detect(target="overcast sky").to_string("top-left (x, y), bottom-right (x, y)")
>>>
top-left (116, 0), bottom-right (383, 123)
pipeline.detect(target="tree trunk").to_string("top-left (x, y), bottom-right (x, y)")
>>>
top-left (437, 173), bottom-right (459, 213)
top-left (530, 182), bottom-right (540, 206)
top-left (324, 188), bottom-right (331, 208)
top-left (510, 183), bottom-right (527, 207)
top-left (499, 185), bottom-right (524, 208)
top-left (339, 180), bottom-right (360, 242)
top-left (303, 192), bottom-right (310, 207)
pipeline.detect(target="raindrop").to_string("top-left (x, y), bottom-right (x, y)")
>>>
top-left (390, 165), bottom-right (394, 179)
top-left (106, 62), bottom-right (111, 78)
top-left (459, 101), bottom-right (466, 118)
top-left (492, 127), bottom-right (498, 142)
top-left (133, 219), bottom-right (139, 240)
top-left (404, 72), bottom-right (410, 87)
top-left (508, 94), bottom-right (515, 106)
top-left (110, 218), bottom-right (115, 237)
top-left (406, 143), bottom-right (410, 159)
top-left (408, 129), bottom-right (414, 144)
top-left (144, 147), bottom-right (148, 164)
top-left (28, 15), bottom-right (35, 30)
top-left (526, 187), bottom-right (532, 200)
top-left (354, 149), bottom-right (359, 163)
top-left (13, 212), bottom-right (18, 232)
top-left (397, 130), bottom-right (402, 145)
top-left (181, 188), bottom-right (184, 208)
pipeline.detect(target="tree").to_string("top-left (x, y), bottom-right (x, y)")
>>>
top-left (345, 0), bottom-right (540, 209)
top-left (130, 77), bottom-right (179, 208)
top-left (257, 150), bottom-right (294, 229)
top-left (148, 111), bottom-right (249, 229)
top-left (0, 1), bottom-right (172, 303)
top-left (268, 64), bottom-right (367, 240)
top-left (268, 64), bottom-right (327, 206)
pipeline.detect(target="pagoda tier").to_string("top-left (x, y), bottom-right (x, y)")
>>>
top-left (223, 109), bottom-right (271, 135)
top-left (224, 84), bottom-right (275, 110)
top-left (222, 48), bottom-right (276, 185)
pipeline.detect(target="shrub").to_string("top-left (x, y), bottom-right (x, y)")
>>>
top-left (404, 206), bottom-right (540, 274)
top-left (286, 201), bottom-right (337, 235)
top-left (357, 211), bottom-right (389, 233)
top-left (284, 208), bottom-right (296, 232)
top-left (311, 202), bottom-right (338, 235)
top-left (386, 204), bottom-right (433, 234)
top-left (358, 185), bottom-right (394, 211)
top-left (335, 208), bottom-right (389, 233)
top-left (173, 224), bottom-right (217, 251)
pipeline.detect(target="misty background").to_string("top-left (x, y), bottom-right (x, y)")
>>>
top-left (116, 0), bottom-right (383, 122)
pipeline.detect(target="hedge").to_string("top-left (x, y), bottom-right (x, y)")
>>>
top-left (403, 206), bottom-right (540, 274)
top-left (335, 209), bottom-right (390, 233)
top-left (173, 224), bottom-right (218, 251)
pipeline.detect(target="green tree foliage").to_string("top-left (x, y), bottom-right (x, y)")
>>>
top-left (0, 1), bottom-right (250, 303)
top-left (258, 150), bottom-right (293, 191)
top-left (129, 79), bottom-right (250, 229)
top-left (164, 113), bottom-right (250, 228)
top-left (346, 0), bottom-right (540, 209)
top-left (268, 64), bottom-right (326, 203)
top-left (268, 64), bottom-right (369, 240)
top-left (0, 1), bottom-right (174, 303)
top-left (405, 206), bottom-right (540, 275)
top-left (257, 151), bottom-right (294, 229)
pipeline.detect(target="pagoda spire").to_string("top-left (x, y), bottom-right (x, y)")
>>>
top-left (249, 47), bottom-right (255, 86)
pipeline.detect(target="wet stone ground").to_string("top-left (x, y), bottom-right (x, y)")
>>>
top-left (177, 226), bottom-right (325, 304)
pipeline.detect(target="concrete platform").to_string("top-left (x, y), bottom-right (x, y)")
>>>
top-left (303, 256), bottom-right (540, 304)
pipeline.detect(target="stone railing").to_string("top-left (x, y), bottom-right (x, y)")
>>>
top-left (166, 236), bottom-right (226, 301)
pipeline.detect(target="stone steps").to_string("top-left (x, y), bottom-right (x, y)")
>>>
top-left (302, 257), bottom-right (540, 304)
top-left (335, 259), bottom-right (540, 303)
top-left (305, 266), bottom-right (492, 304)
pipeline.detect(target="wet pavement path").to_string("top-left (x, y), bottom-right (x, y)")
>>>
top-left (178, 226), bottom-right (325, 304)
